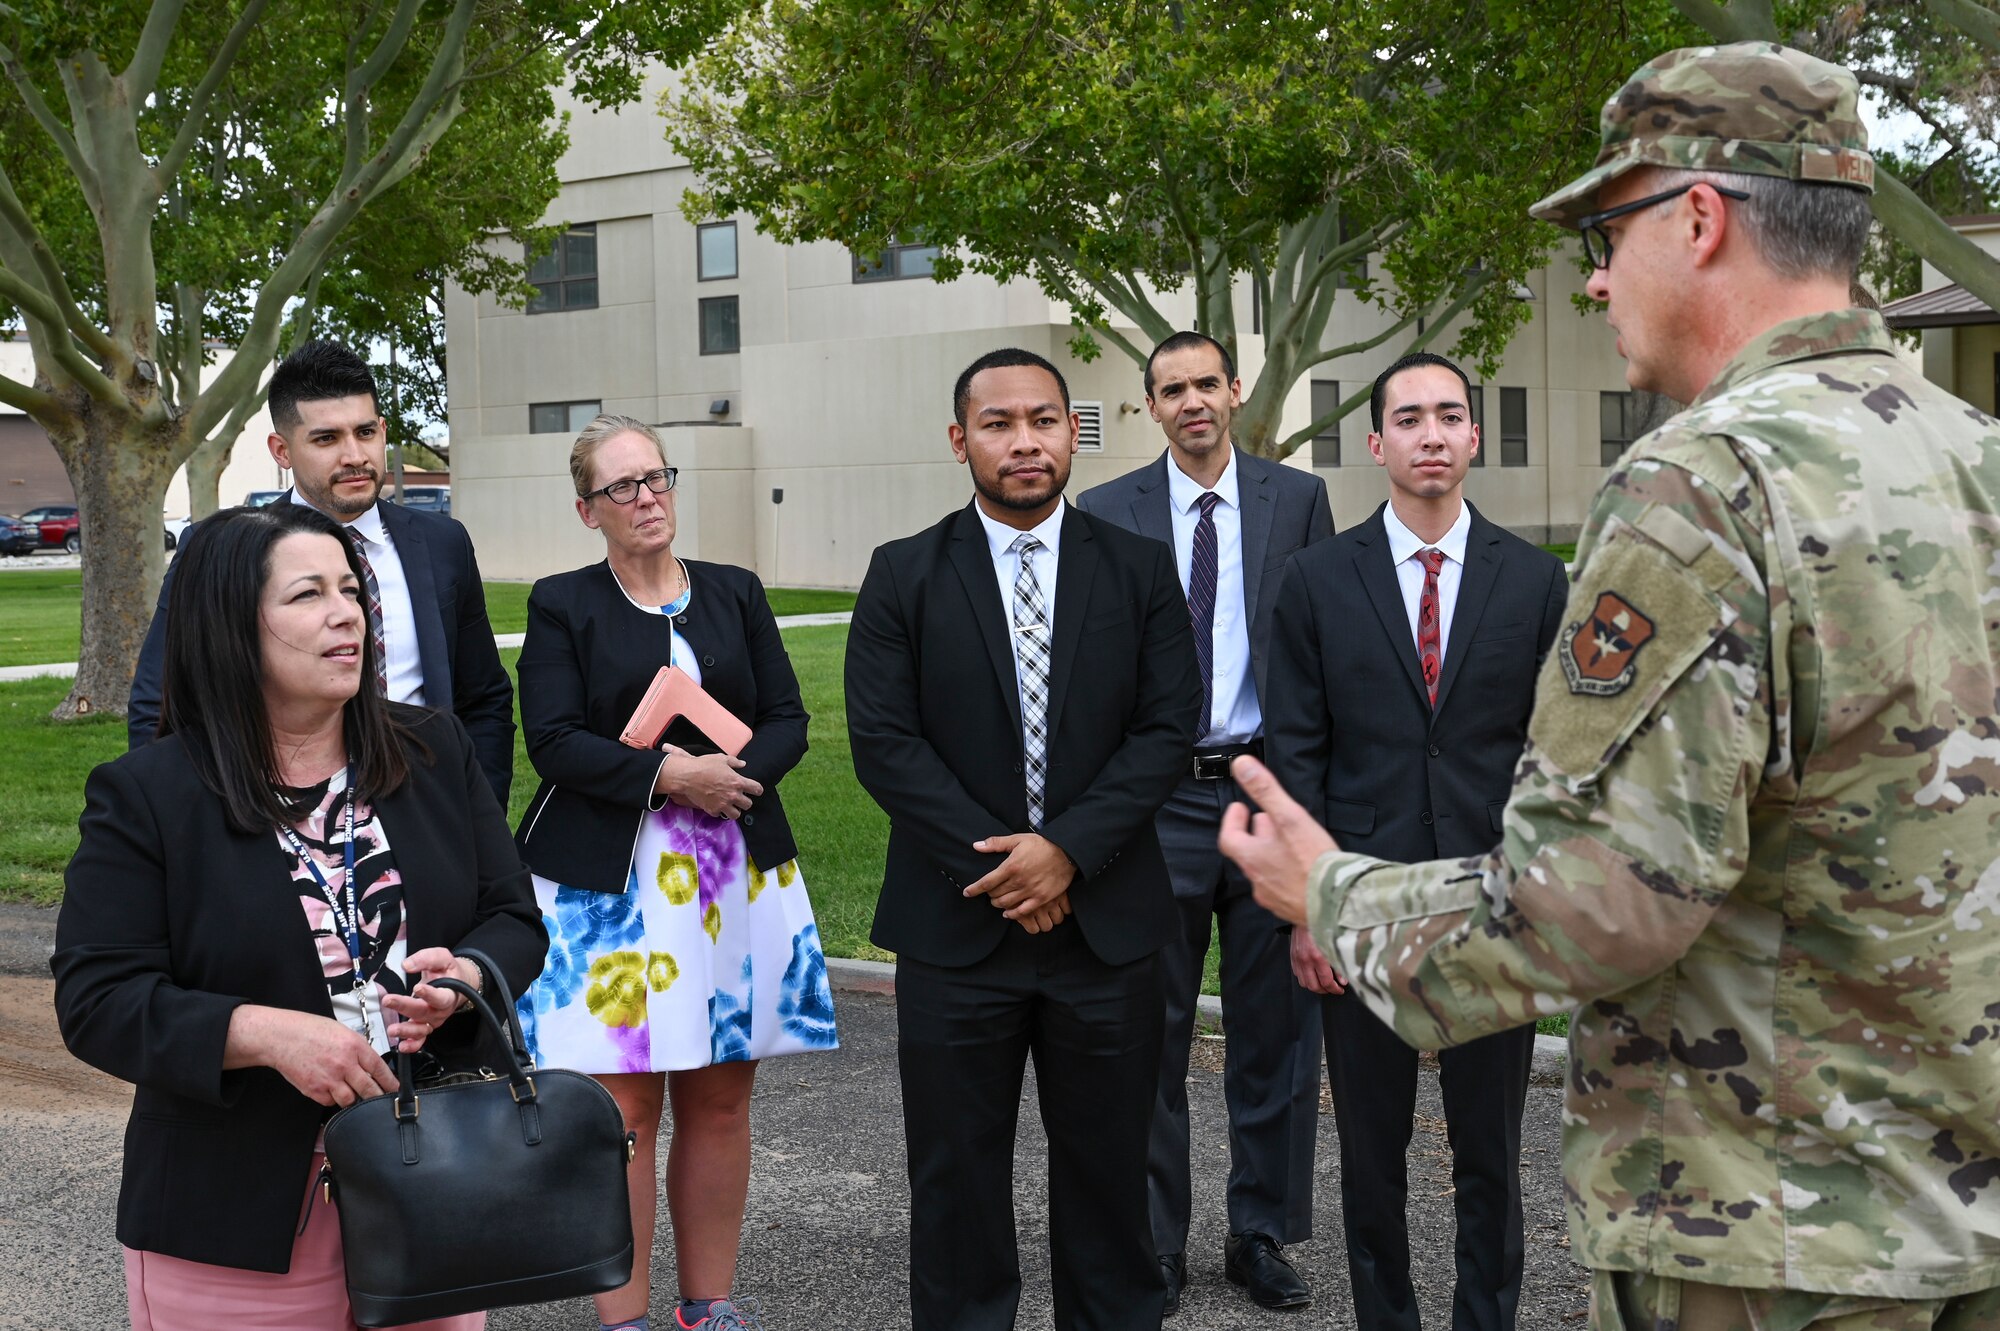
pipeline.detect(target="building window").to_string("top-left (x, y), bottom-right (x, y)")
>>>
top-left (700, 296), bottom-right (740, 355)
top-left (530, 400), bottom-right (601, 434)
top-left (1600, 391), bottom-right (1642, 466)
top-left (526, 224), bottom-right (597, 314)
top-left (1073, 401), bottom-right (1104, 453)
top-left (1500, 387), bottom-right (1528, 467)
top-left (698, 222), bottom-right (738, 281)
top-left (853, 239), bottom-right (941, 283)
top-left (1310, 380), bottom-right (1343, 467)
top-left (1467, 385), bottom-right (1485, 467)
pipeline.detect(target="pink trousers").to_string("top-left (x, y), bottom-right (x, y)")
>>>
top-left (125, 1153), bottom-right (484, 1331)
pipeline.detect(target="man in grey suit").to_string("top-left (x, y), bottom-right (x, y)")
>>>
top-left (1077, 331), bottom-right (1333, 1315)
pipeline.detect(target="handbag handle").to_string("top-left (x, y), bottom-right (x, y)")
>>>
top-left (393, 976), bottom-right (538, 1124)
top-left (450, 946), bottom-right (532, 1069)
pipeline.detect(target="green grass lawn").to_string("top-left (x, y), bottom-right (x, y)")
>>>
top-left (0, 568), bottom-right (853, 664)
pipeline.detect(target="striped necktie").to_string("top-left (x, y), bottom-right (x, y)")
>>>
top-left (1011, 533), bottom-right (1051, 828)
top-left (351, 536), bottom-right (390, 697)
top-left (1187, 491), bottom-right (1221, 740)
top-left (1416, 546), bottom-right (1445, 708)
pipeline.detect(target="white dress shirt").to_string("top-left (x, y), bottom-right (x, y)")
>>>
top-left (1382, 501), bottom-right (1471, 665)
top-left (975, 500), bottom-right (1065, 727)
top-left (1167, 450), bottom-right (1259, 745)
top-left (289, 492), bottom-right (426, 705)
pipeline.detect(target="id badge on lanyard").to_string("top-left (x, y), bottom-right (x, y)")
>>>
top-left (279, 766), bottom-right (380, 1048)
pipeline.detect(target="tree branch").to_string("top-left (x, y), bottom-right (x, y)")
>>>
top-left (0, 164), bottom-right (118, 360)
top-left (1667, 0), bottom-right (1779, 43)
top-left (1034, 261), bottom-right (1147, 366)
top-left (1298, 303), bottom-right (1427, 371)
top-left (155, 0), bottom-right (274, 183)
top-left (125, 0), bottom-right (192, 104)
top-left (1872, 169), bottom-right (2000, 312)
top-left (1926, 0), bottom-right (2000, 58)
top-left (1277, 381), bottom-right (1373, 459)
top-left (0, 38), bottom-right (95, 191)
top-left (0, 266), bottom-right (122, 408)
top-left (0, 366), bottom-right (57, 418)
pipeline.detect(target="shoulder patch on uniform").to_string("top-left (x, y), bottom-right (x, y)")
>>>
top-left (1559, 591), bottom-right (1655, 696)
top-left (1635, 502), bottom-right (1712, 566)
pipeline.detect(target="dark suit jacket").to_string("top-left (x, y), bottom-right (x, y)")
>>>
top-left (51, 707), bottom-right (547, 1273)
top-left (848, 502), bottom-right (1202, 968)
top-left (1075, 445), bottom-right (1334, 714)
top-left (1265, 502), bottom-right (1567, 863)
top-left (127, 495), bottom-right (517, 807)
top-left (513, 559), bottom-right (809, 894)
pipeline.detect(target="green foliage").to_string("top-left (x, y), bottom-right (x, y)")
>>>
top-left (665, 0), bottom-right (1688, 455)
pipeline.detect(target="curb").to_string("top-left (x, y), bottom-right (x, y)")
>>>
top-left (826, 957), bottom-right (1569, 1079)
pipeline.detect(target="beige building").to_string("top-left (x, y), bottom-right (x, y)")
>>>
top-left (1883, 215), bottom-right (2000, 413)
top-left (445, 78), bottom-right (1668, 587)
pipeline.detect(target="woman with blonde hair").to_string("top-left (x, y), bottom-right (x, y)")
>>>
top-left (513, 415), bottom-right (836, 1331)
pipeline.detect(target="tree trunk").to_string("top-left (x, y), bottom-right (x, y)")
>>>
top-left (183, 429), bottom-right (231, 518)
top-left (54, 418), bottom-right (180, 720)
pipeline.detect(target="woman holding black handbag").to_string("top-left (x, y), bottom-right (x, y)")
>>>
top-left (52, 502), bottom-right (547, 1330)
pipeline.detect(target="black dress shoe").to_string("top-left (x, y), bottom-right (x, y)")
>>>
top-left (1160, 1252), bottom-right (1186, 1317)
top-left (1224, 1231), bottom-right (1310, 1310)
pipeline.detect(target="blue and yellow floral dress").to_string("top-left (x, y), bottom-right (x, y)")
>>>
top-left (515, 587), bottom-right (836, 1072)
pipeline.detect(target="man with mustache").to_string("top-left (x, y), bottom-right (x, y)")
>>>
top-left (847, 346), bottom-right (1200, 1330)
top-left (1076, 331), bottom-right (1332, 1314)
top-left (129, 340), bottom-right (515, 807)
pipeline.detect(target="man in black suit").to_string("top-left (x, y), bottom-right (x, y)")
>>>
top-left (1077, 331), bottom-right (1332, 1314)
top-left (129, 340), bottom-right (515, 806)
top-left (847, 347), bottom-right (1200, 1331)
top-left (1265, 351), bottom-right (1566, 1331)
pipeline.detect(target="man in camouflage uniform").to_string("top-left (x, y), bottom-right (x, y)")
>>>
top-left (1220, 42), bottom-right (2000, 1331)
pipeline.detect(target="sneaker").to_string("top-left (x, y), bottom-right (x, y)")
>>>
top-left (676, 1298), bottom-right (765, 1331)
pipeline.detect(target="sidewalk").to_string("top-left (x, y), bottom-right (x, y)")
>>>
top-left (0, 901), bottom-right (1588, 1329)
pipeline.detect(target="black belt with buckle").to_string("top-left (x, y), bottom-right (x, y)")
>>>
top-left (1191, 740), bottom-right (1261, 781)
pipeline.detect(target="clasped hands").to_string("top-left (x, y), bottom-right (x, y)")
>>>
top-left (656, 742), bottom-right (763, 819)
top-left (965, 833), bottom-right (1074, 934)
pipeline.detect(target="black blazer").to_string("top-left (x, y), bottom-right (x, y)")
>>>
top-left (513, 559), bottom-right (809, 893)
top-left (128, 496), bottom-right (518, 808)
top-left (847, 503), bottom-right (1202, 968)
top-left (1075, 446), bottom-right (1334, 710)
top-left (51, 707), bottom-right (547, 1273)
top-left (1265, 502), bottom-right (1567, 863)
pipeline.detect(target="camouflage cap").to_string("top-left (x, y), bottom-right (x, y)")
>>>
top-left (1530, 42), bottom-right (1874, 227)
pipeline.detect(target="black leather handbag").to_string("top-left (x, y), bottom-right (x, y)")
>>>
top-left (320, 950), bottom-right (636, 1328)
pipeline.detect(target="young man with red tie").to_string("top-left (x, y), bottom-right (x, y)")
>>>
top-left (1265, 351), bottom-right (1566, 1331)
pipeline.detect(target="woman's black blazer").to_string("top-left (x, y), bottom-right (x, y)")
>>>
top-left (50, 706), bottom-right (547, 1273)
top-left (514, 559), bottom-right (810, 893)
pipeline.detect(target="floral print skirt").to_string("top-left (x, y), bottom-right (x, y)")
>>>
top-left (516, 802), bottom-right (837, 1072)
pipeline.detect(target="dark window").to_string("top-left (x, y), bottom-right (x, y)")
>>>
top-left (1467, 385), bottom-right (1485, 467)
top-left (526, 224), bottom-right (598, 314)
top-left (530, 400), bottom-right (601, 434)
top-left (700, 296), bottom-right (740, 355)
top-left (697, 222), bottom-right (738, 281)
top-left (1600, 391), bottom-right (1642, 466)
top-left (853, 239), bottom-right (941, 283)
top-left (1500, 387), bottom-right (1528, 467)
top-left (1310, 380), bottom-right (1343, 467)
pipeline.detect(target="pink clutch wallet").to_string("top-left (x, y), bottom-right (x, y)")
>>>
top-left (618, 665), bottom-right (753, 755)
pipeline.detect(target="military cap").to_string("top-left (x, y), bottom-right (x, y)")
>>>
top-left (1530, 42), bottom-right (1874, 227)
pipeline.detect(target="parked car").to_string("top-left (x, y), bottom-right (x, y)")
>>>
top-left (0, 513), bottom-right (39, 555)
top-left (27, 505), bottom-right (79, 553)
top-left (245, 489), bottom-right (285, 507)
top-left (395, 485), bottom-right (450, 517)
top-left (166, 515), bottom-right (194, 546)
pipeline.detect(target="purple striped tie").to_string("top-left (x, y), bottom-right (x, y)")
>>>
top-left (1188, 492), bottom-right (1220, 741)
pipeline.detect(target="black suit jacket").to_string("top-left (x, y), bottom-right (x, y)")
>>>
top-left (513, 559), bottom-right (809, 893)
top-left (848, 503), bottom-right (1202, 968)
top-left (1075, 446), bottom-right (1334, 711)
top-left (127, 496), bottom-right (517, 807)
top-left (51, 707), bottom-right (547, 1273)
top-left (1265, 502), bottom-right (1567, 863)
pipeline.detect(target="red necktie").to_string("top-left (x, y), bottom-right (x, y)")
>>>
top-left (1416, 547), bottom-right (1445, 707)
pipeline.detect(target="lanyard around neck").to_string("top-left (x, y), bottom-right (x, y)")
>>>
top-left (278, 767), bottom-right (362, 973)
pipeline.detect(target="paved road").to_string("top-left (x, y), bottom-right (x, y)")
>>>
top-left (0, 903), bottom-right (1588, 1329)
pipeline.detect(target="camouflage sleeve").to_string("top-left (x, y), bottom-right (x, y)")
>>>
top-left (1308, 443), bottom-right (1774, 1048)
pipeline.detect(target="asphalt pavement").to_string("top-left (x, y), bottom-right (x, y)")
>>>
top-left (0, 901), bottom-right (1588, 1329)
